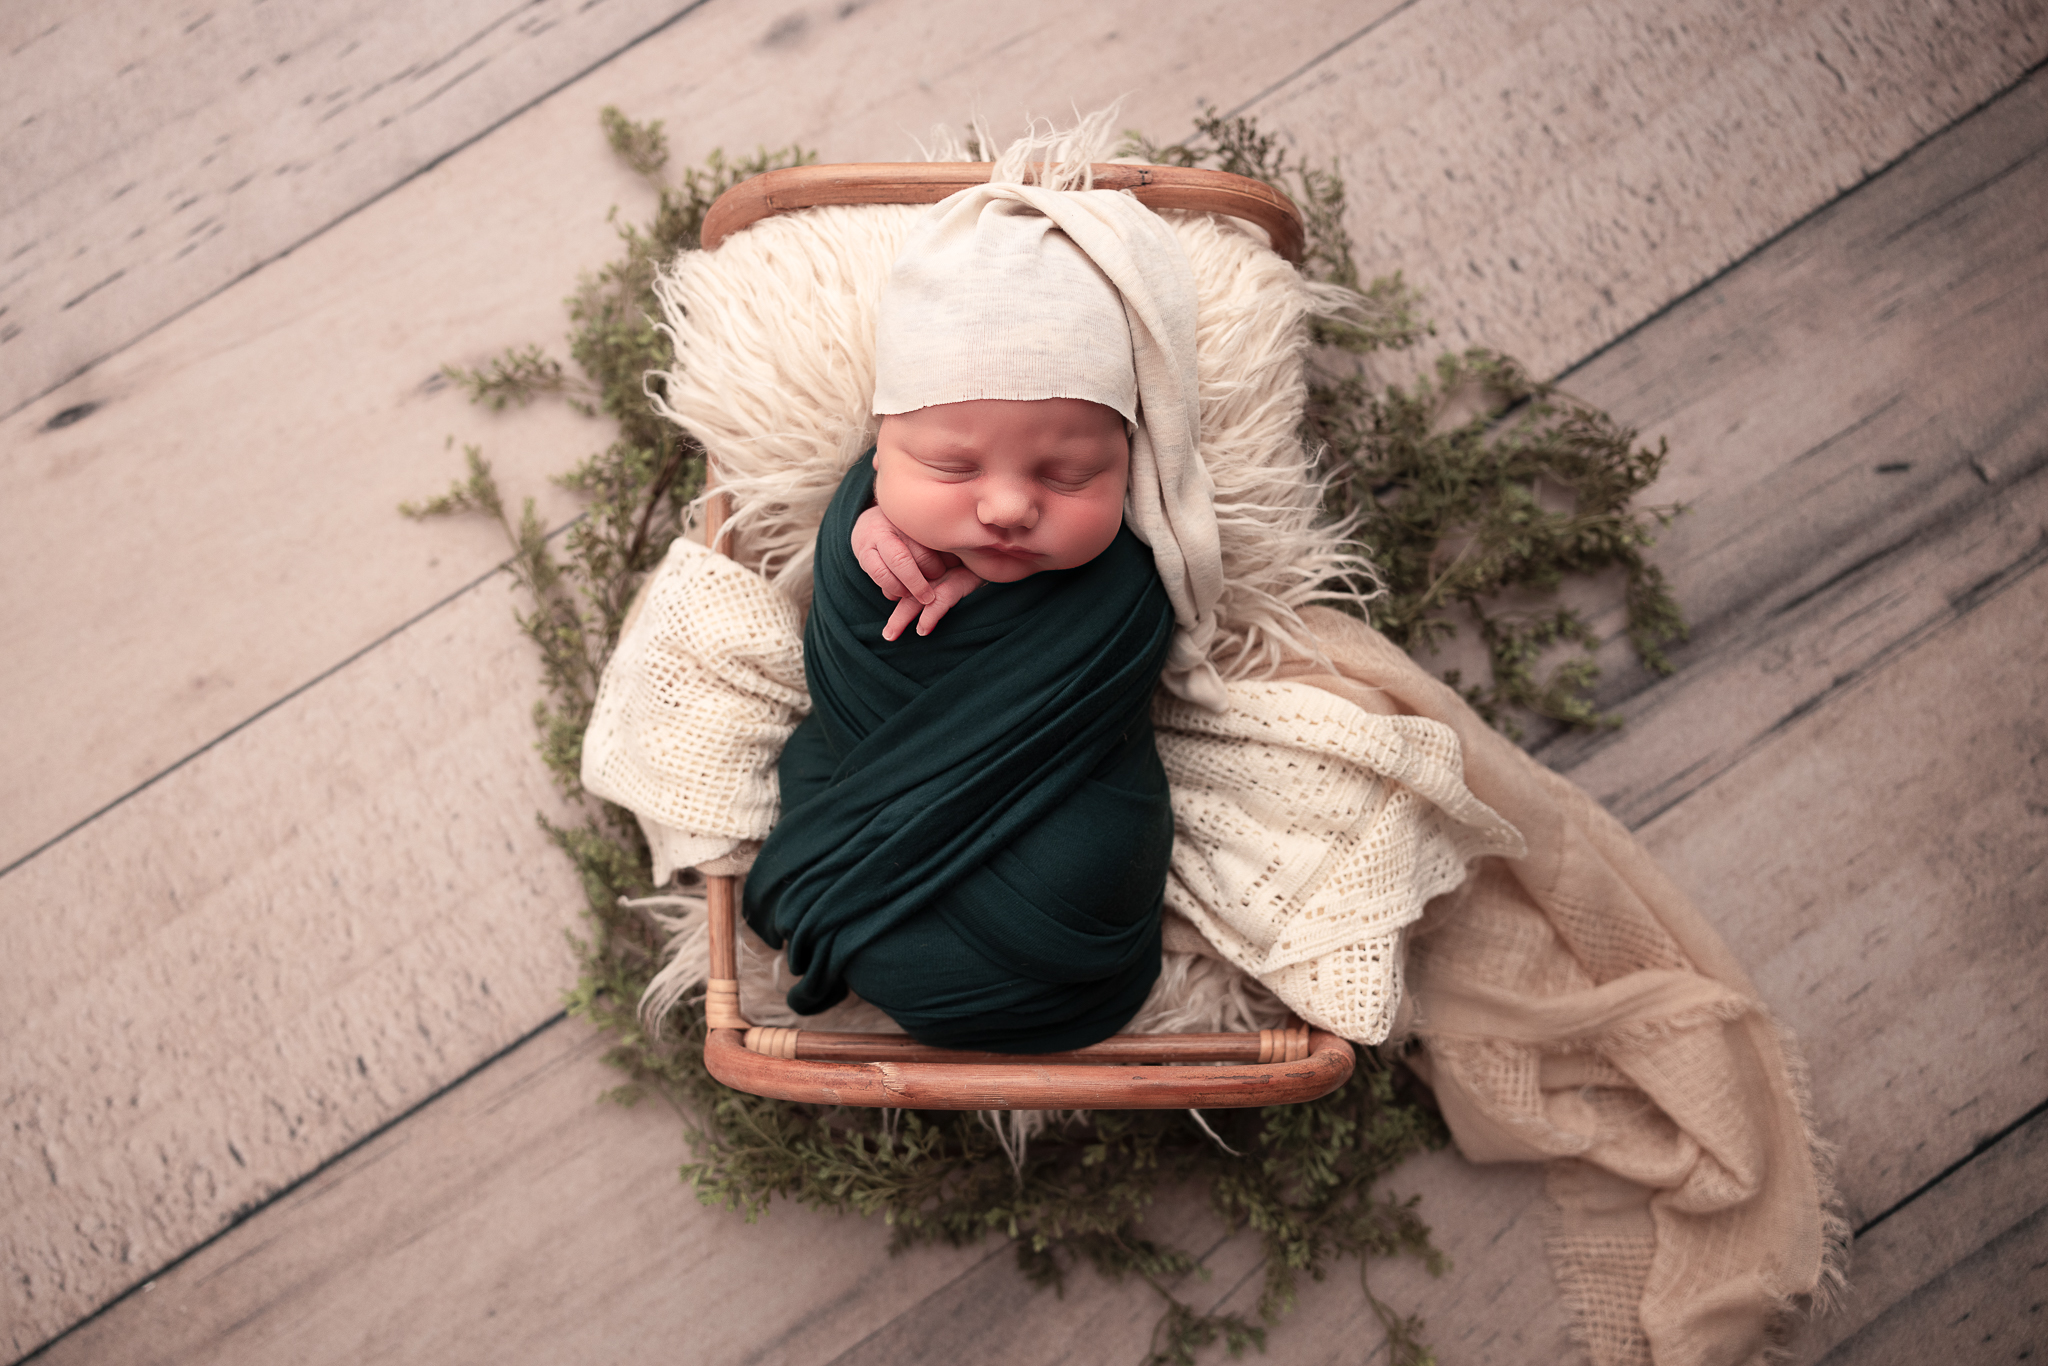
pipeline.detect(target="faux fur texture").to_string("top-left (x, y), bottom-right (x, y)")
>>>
top-left (649, 162), bottom-right (1372, 683)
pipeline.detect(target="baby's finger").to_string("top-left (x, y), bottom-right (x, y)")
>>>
top-left (914, 567), bottom-right (982, 636)
top-left (903, 538), bottom-right (951, 582)
top-left (880, 536), bottom-right (935, 603)
top-left (857, 541), bottom-right (909, 600)
top-left (882, 596), bottom-right (921, 641)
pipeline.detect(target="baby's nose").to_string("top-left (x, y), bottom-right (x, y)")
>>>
top-left (977, 484), bottom-right (1038, 529)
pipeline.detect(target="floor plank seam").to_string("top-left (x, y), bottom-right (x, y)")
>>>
top-left (808, 1242), bottom-right (1016, 1366)
top-left (10, 1012), bottom-right (574, 1366)
top-left (31, 28), bottom-right (2039, 885)
top-left (0, 511), bottom-right (592, 882)
top-left (1611, 519), bottom-right (2048, 834)
top-left (15, 15), bottom-right (2045, 1359)
top-left (1549, 52), bottom-right (2048, 395)
top-left (1853, 1092), bottom-right (2048, 1240)
top-left (0, 0), bottom-right (718, 426)
top-left (1876, 136), bottom-right (2048, 250)
top-left (1217, 0), bottom-right (1426, 123)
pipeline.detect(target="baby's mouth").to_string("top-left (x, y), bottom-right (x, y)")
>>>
top-left (977, 541), bottom-right (1040, 560)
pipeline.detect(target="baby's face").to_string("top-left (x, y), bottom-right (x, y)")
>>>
top-left (874, 398), bottom-right (1130, 583)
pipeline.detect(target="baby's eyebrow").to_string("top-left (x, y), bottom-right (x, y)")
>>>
top-left (911, 432), bottom-right (984, 457)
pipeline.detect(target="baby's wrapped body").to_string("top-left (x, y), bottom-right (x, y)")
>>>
top-left (743, 453), bottom-right (1177, 1053)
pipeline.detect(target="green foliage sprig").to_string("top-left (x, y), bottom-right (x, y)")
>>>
top-left (412, 105), bottom-right (1688, 1363)
top-left (1132, 109), bottom-right (1687, 735)
top-left (416, 114), bottom-right (814, 805)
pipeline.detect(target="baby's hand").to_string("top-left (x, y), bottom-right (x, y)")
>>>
top-left (851, 505), bottom-right (983, 640)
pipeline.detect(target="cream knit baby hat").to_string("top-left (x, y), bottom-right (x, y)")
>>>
top-left (870, 180), bottom-right (1228, 711)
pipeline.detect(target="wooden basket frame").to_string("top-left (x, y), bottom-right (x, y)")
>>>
top-left (691, 164), bottom-right (1350, 1110)
top-left (699, 161), bottom-right (1306, 263)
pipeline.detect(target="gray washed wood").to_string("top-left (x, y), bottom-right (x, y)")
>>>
top-left (810, 1129), bottom-right (1566, 1366)
top-left (1193, 1154), bottom-right (1574, 1366)
top-left (1817, 1210), bottom-right (2048, 1363)
top-left (1164, 542), bottom-right (2048, 1359)
top-left (0, 0), bottom-right (698, 419)
top-left (1635, 558), bottom-right (2048, 1223)
top-left (12, 0), bottom-right (2034, 874)
top-left (28, 1004), bottom-right (1564, 1366)
top-left (0, 0), bottom-right (1414, 1346)
top-left (9, 1), bottom-right (2046, 1360)
top-left (1250, 0), bottom-right (2047, 383)
top-left (1, 578), bottom-right (585, 1357)
top-left (1786, 1107), bottom-right (2048, 1362)
top-left (1538, 70), bottom-right (2048, 830)
top-left (29, 1019), bottom-right (1000, 1366)
top-left (806, 71), bottom-right (2048, 1361)
top-left (817, 1185), bottom-right (1250, 1366)
top-left (1565, 61), bottom-right (2048, 1252)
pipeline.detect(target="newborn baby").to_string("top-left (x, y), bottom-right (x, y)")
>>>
top-left (740, 182), bottom-right (1221, 1052)
top-left (853, 395), bottom-right (1130, 640)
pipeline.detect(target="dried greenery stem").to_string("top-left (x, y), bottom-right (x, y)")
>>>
top-left (1135, 111), bottom-right (1686, 737)
top-left (410, 106), bottom-right (1687, 1364)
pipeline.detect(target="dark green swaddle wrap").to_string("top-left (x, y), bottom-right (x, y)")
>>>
top-left (743, 452), bottom-right (1177, 1053)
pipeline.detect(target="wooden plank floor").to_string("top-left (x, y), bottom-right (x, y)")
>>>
top-left (6, 2), bottom-right (2046, 1362)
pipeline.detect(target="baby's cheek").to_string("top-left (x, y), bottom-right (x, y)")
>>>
top-left (1046, 502), bottom-right (1123, 568)
top-left (1087, 499), bottom-right (1129, 554)
top-left (882, 478), bottom-right (971, 555)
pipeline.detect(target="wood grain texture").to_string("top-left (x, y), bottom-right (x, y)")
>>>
top-left (1249, 0), bottom-right (2047, 382)
top-left (27, 1019), bottom-right (1000, 1366)
top-left (1150, 565), bottom-right (2048, 1359)
top-left (1636, 556), bottom-right (2048, 1226)
top-left (1, 577), bottom-right (584, 1357)
top-left (1809, 1211), bottom-right (2048, 1364)
top-left (0, 0), bottom-right (700, 418)
top-left (30, 1008), bottom-right (1561, 1366)
top-left (1537, 68), bottom-right (2048, 829)
top-left (744, 69), bottom-right (2048, 1364)
top-left (1787, 1106), bottom-right (2048, 1362)
top-left (1186, 1154), bottom-right (1575, 1365)
top-left (798, 1146), bottom-right (1569, 1366)
top-left (1524, 73), bottom-right (2048, 1231)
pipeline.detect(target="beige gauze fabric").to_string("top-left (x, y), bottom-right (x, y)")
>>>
top-left (1280, 605), bottom-right (1840, 1366)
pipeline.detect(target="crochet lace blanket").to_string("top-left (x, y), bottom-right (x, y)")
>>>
top-left (583, 534), bottom-right (1522, 1044)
